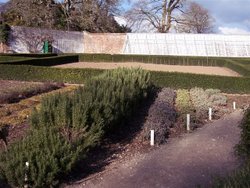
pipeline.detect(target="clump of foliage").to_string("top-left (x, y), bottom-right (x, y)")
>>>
top-left (175, 89), bottom-right (197, 128)
top-left (176, 89), bottom-right (194, 115)
top-left (143, 88), bottom-right (176, 144)
top-left (0, 68), bottom-right (151, 187)
top-left (0, 127), bottom-right (84, 187)
top-left (190, 87), bottom-right (227, 119)
top-left (0, 23), bottom-right (10, 44)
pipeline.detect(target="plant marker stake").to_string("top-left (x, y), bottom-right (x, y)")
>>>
top-left (233, 102), bottom-right (236, 110)
top-left (150, 130), bottom-right (154, 146)
top-left (187, 114), bottom-right (190, 131)
top-left (209, 108), bottom-right (212, 121)
top-left (24, 162), bottom-right (29, 188)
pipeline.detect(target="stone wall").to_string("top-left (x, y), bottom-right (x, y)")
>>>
top-left (83, 32), bottom-right (126, 54)
top-left (9, 26), bottom-right (84, 53)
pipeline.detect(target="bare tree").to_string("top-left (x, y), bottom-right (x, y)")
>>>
top-left (126, 0), bottom-right (185, 33)
top-left (176, 1), bottom-right (214, 33)
top-left (3, 0), bottom-right (129, 32)
top-left (5, 0), bottom-right (58, 29)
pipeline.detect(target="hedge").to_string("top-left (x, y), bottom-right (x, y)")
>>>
top-left (77, 53), bottom-right (225, 66)
top-left (1, 53), bottom-right (250, 77)
top-left (0, 53), bottom-right (58, 58)
top-left (0, 64), bottom-right (102, 83)
top-left (150, 71), bottom-right (250, 93)
top-left (229, 59), bottom-right (250, 77)
top-left (0, 64), bottom-right (250, 93)
top-left (0, 55), bottom-right (79, 66)
top-left (0, 56), bottom-right (33, 62)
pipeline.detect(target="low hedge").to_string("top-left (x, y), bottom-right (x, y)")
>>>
top-left (150, 71), bottom-right (250, 93)
top-left (77, 54), bottom-right (250, 77)
top-left (1, 55), bottom-right (79, 66)
top-left (0, 53), bottom-right (58, 58)
top-left (225, 60), bottom-right (250, 77)
top-left (1, 53), bottom-right (250, 77)
top-left (0, 64), bottom-right (102, 83)
top-left (78, 53), bottom-right (225, 66)
top-left (0, 56), bottom-right (33, 62)
top-left (0, 64), bottom-right (250, 93)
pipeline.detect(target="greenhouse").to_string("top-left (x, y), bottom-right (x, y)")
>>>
top-left (123, 33), bottom-right (250, 57)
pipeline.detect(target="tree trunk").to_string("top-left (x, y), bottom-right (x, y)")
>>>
top-left (165, 11), bottom-right (172, 32)
top-left (161, 0), bottom-right (168, 33)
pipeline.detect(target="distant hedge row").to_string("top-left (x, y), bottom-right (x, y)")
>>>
top-left (1, 64), bottom-right (250, 93)
top-left (0, 53), bottom-right (57, 58)
top-left (0, 55), bottom-right (79, 66)
top-left (78, 54), bottom-right (250, 77)
top-left (0, 64), bottom-right (101, 83)
top-left (1, 53), bottom-right (250, 77)
top-left (225, 59), bottom-right (250, 77)
top-left (78, 53), bottom-right (226, 66)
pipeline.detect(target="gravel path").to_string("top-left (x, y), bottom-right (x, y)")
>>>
top-left (65, 110), bottom-right (243, 188)
top-left (55, 62), bottom-right (241, 77)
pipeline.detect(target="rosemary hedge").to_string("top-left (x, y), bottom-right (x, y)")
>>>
top-left (0, 68), bottom-right (151, 187)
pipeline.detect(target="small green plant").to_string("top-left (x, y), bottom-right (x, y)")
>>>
top-left (176, 89), bottom-right (193, 115)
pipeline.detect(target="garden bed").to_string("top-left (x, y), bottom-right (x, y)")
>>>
top-left (0, 80), bottom-right (64, 104)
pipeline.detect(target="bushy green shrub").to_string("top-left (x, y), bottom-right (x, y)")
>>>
top-left (176, 89), bottom-right (194, 115)
top-left (0, 127), bottom-right (82, 187)
top-left (0, 68), bottom-right (151, 187)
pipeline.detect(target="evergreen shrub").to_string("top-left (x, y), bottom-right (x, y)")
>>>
top-left (0, 68), bottom-right (151, 187)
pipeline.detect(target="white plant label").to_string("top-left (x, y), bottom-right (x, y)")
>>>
top-left (209, 108), bottom-right (212, 121)
top-left (150, 130), bottom-right (154, 146)
top-left (187, 114), bottom-right (190, 131)
top-left (233, 102), bottom-right (236, 110)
